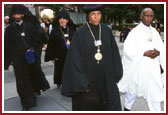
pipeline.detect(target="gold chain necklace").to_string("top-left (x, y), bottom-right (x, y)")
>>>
top-left (87, 22), bottom-right (103, 64)
top-left (59, 26), bottom-right (70, 45)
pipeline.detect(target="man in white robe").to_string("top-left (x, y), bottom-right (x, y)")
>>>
top-left (118, 8), bottom-right (165, 111)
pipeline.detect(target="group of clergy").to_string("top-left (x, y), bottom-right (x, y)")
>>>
top-left (5, 4), bottom-right (164, 111)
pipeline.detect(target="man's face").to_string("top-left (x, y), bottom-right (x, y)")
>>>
top-left (88, 11), bottom-right (102, 26)
top-left (13, 14), bottom-right (23, 22)
top-left (4, 18), bottom-right (9, 24)
top-left (59, 18), bottom-right (69, 27)
top-left (141, 10), bottom-right (154, 26)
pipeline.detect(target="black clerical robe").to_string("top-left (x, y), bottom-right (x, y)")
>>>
top-left (4, 21), bottom-right (50, 109)
top-left (45, 26), bottom-right (76, 85)
top-left (61, 23), bottom-right (123, 111)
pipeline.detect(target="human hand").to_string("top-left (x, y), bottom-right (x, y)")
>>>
top-left (51, 60), bottom-right (55, 63)
top-left (153, 48), bottom-right (160, 56)
top-left (144, 49), bottom-right (160, 59)
top-left (7, 65), bottom-right (13, 71)
top-left (150, 49), bottom-right (160, 59)
top-left (143, 50), bottom-right (154, 58)
top-left (27, 49), bottom-right (31, 52)
top-left (85, 89), bottom-right (89, 93)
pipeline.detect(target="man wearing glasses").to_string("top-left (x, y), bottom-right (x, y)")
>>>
top-left (118, 8), bottom-right (164, 111)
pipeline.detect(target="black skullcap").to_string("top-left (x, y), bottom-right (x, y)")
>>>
top-left (83, 4), bottom-right (103, 13)
top-left (56, 9), bottom-right (70, 20)
top-left (10, 4), bottom-right (25, 15)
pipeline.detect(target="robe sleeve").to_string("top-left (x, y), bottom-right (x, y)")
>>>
top-left (156, 32), bottom-right (165, 72)
top-left (123, 30), bottom-right (145, 60)
top-left (39, 27), bottom-right (49, 44)
top-left (110, 31), bottom-right (123, 83)
top-left (61, 31), bottom-right (89, 97)
top-left (4, 27), bottom-right (13, 70)
top-left (26, 23), bottom-right (42, 51)
top-left (44, 30), bottom-right (56, 62)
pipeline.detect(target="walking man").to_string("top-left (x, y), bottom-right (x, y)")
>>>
top-left (118, 8), bottom-right (165, 111)
top-left (4, 4), bottom-right (50, 111)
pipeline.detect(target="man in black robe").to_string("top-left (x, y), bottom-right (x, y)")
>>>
top-left (45, 9), bottom-right (76, 88)
top-left (4, 4), bottom-right (50, 111)
top-left (61, 4), bottom-right (123, 111)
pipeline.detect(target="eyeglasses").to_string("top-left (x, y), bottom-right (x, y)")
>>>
top-left (143, 15), bottom-right (154, 18)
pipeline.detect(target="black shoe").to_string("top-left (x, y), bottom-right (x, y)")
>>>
top-left (124, 107), bottom-right (130, 111)
top-left (41, 85), bottom-right (50, 92)
top-left (22, 108), bottom-right (29, 111)
top-left (42, 87), bottom-right (49, 92)
top-left (35, 91), bottom-right (41, 95)
top-left (57, 84), bottom-right (61, 88)
top-left (41, 80), bottom-right (50, 92)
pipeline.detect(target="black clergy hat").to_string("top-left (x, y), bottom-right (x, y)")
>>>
top-left (10, 4), bottom-right (26, 15)
top-left (53, 9), bottom-right (76, 28)
top-left (83, 4), bottom-right (103, 13)
top-left (24, 7), bottom-right (33, 16)
top-left (56, 9), bottom-right (70, 20)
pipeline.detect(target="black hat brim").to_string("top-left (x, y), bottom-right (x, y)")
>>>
top-left (83, 4), bottom-right (103, 13)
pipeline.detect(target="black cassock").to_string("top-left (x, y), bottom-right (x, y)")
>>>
top-left (4, 22), bottom-right (50, 109)
top-left (45, 26), bottom-right (75, 85)
top-left (61, 23), bottom-right (123, 111)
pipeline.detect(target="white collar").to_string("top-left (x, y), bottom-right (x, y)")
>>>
top-left (140, 22), bottom-right (152, 29)
top-left (140, 22), bottom-right (152, 33)
top-left (15, 20), bottom-right (23, 26)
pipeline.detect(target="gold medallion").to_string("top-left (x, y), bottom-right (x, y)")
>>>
top-left (95, 52), bottom-right (103, 64)
top-left (94, 48), bottom-right (103, 64)
top-left (67, 40), bottom-right (70, 45)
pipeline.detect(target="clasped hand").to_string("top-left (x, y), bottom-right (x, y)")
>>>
top-left (144, 48), bottom-right (160, 59)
